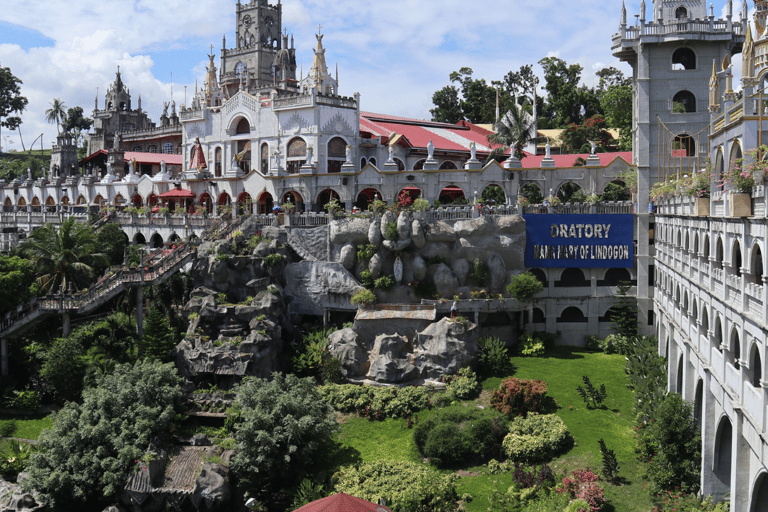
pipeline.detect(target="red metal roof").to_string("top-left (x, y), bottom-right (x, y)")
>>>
top-left (79, 150), bottom-right (182, 166)
top-left (292, 493), bottom-right (391, 512)
top-left (520, 152), bottom-right (633, 168)
top-left (158, 188), bottom-right (196, 199)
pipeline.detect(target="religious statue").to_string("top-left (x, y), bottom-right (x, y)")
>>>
top-left (470, 142), bottom-right (477, 160)
top-left (106, 161), bottom-right (113, 176)
top-left (171, 100), bottom-right (176, 116)
top-left (162, 102), bottom-right (170, 117)
top-left (160, 160), bottom-right (167, 175)
top-left (589, 140), bottom-right (597, 155)
top-left (113, 133), bottom-right (122, 150)
top-left (27, 168), bottom-right (32, 181)
top-left (393, 255), bottom-right (403, 285)
top-left (128, 159), bottom-right (135, 175)
top-left (545, 140), bottom-right (551, 158)
top-left (306, 146), bottom-right (314, 164)
top-left (388, 145), bottom-right (394, 162)
top-left (427, 140), bottom-right (435, 160)
top-left (345, 145), bottom-right (352, 164)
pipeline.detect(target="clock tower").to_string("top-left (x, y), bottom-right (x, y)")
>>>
top-left (220, 0), bottom-right (283, 96)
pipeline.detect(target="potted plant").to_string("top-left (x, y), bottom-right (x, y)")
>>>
top-left (350, 288), bottom-right (376, 309)
top-left (721, 156), bottom-right (755, 217)
top-left (685, 167), bottom-right (711, 216)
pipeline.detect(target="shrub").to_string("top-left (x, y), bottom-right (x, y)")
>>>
top-left (443, 367), bottom-right (481, 400)
top-left (291, 327), bottom-right (333, 379)
top-left (602, 333), bottom-right (633, 355)
top-left (385, 222), bottom-right (399, 241)
top-left (22, 361), bottom-right (182, 507)
top-left (412, 197), bottom-right (430, 211)
top-left (469, 258), bottom-right (490, 286)
top-left (507, 272), bottom-right (543, 302)
top-left (576, 376), bottom-right (607, 409)
top-left (318, 384), bottom-right (373, 413)
top-left (0, 440), bottom-right (38, 480)
top-left (637, 392), bottom-right (701, 493)
top-left (502, 413), bottom-right (570, 463)
top-left (356, 244), bottom-right (377, 262)
top-left (625, 335), bottom-right (667, 424)
top-left (318, 384), bottom-right (431, 419)
top-left (359, 270), bottom-right (374, 288)
top-left (374, 275), bottom-right (395, 291)
top-left (517, 332), bottom-right (545, 357)
top-left (414, 406), bottom-right (508, 467)
top-left (506, 462), bottom-right (557, 502)
top-left (477, 336), bottom-right (512, 377)
top-left (350, 288), bottom-right (376, 307)
top-left (6, 390), bottom-right (40, 411)
top-left (0, 419), bottom-right (16, 437)
top-left (230, 374), bottom-right (336, 498)
top-left (651, 490), bottom-right (730, 511)
top-left (583, 335), bottom-right (601, 352)
top-left (332, 460), bottom-right (459, 512)
top-left (557, 468), bottom-right (605, 512)
top-left (563, 498), bottom-right (591, 512)
top-left (490, 378), bottom-right (548, 417)
top-left (263, 253), bottom-right (284, 267)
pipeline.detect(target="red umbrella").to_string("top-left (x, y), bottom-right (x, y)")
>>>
top-left (292, 493), bottom-right (391, 512)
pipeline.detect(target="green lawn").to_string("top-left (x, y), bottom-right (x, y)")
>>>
top-left (0, 413), bottom-right (53, 440)
top-left (326, 347), bottom-right (656, 512)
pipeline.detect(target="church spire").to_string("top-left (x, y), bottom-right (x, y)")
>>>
top-left (640, 0), bottom-right (646, 22)
top-left (621, 1), bottom-right (627, 26)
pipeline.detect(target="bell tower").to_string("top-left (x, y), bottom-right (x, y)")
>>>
top-left (653, 0), bottom-right (708, 21)
top-left (220, 0), bottom-right (283, 96)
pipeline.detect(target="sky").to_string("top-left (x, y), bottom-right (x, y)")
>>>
top-left (0, 0), bottom-right (737, 153)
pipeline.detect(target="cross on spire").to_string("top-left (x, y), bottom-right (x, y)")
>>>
top-left (283, 27), bottom-right (288, 37)
top-left (317, 24), bottom-right (322, 36)
top-left (210, 44), bottom-right (214, 54)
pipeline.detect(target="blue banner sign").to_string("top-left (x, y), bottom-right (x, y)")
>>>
top-left (523, 214), bottom-right (634, 268)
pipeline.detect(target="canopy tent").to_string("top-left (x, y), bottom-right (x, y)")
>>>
top-left (158, 188), bottom-right (196, 212)
top-left (292, 493), bottom-right (391, 512)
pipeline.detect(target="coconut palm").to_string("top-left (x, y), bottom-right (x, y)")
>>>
top-left (17, 216), bottom-right (109, 294)
top-left (45, 98), bottom-right (67, 135)
top-left (486, 102), bottom-right (537, 162)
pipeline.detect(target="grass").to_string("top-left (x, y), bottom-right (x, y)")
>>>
top-left (0, 413), bottom-right (53, 440)
top-left (324, 347), bottom-right (655, 512)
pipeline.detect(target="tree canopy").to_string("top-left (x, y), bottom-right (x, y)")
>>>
top-left (0, 66), bottom-right (28, 134)
top-left (538, 57), bottom-right (601, 128)
top-left (45, 98), bottom-right (66, 135)
top-left (22, 360), bottom-right (182, 507)
top-left (0, 254), bottom-right (37, 315)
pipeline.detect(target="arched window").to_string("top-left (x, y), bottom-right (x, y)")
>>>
top-left (716, 237), bottom-right (724, 269)
top-left (439, 160), bottom-right (457, 170)
top-left (733, 240), bottom-right (742, 277)
top-left (360, 157), bottom-right (367, 168)
top-left (327, 137), bottom-right (347, 173)
top-left (133, 145), bottom-right (143, 152)
top-left (675, 6), bottom-right (688, 19)
top-left (215, 147), bottom-right (222, 177)
top-left (162, 142), bottom-right (174, 154)
top-left (714, 149), bottom-right (725, 187)
top-left (601, 268), bottom-right (632, 286)
top-left (394, 158), bottom-right (405, 171)
top-left (147, 145), bottom-right (158, 153)
top-left (413, 159), bottom-right (426, 171)
top-left (235, 118), bottom-right (250, 134)
top-left (287, 138), bottom-right (306, 175)
top-left (556, 268), bottom-right (588, 287)
top-left (673, 91), bottom-right (696, 113)
top-left (714, 317), bottom-right (723, 351)
top-left (672, 48), bottom-right (696, 70)
top-left (730, 329), bottom-right (741, 369)
top-left (752, 244), bottom-right (764, 284)
top-left (749, 343), bottom-right (762, 388)
top-left (261, 143), bottom-right (269, 174)
top-left (368, 157), bottom-right (377, 167)
top-left (557, 307), bottom-right (587, 323)
top-left (530, 269), bottom-right (548, 287)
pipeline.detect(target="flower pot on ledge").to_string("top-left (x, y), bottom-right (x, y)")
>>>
top-left (695, 197), bottom-right (710, 217)
top-left (730, 193), bottom-right (752, 217)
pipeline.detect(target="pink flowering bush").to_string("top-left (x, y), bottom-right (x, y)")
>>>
top-left (557, 468), bottom-right (605, 512)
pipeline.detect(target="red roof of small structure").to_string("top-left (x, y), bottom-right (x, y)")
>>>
top-left (292, 493), bottom-right (391, 512)
top-left (158, 189), bottom-right (196, 199)
top-left (520, 152), bottom-right (633, 168)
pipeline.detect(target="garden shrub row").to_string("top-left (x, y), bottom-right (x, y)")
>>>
top-left (490, 377), bottom-right (548, 416)
top-left (502, 413), bottom-right (570, 463)
top-left (319, 384), bottom-right (431, 419)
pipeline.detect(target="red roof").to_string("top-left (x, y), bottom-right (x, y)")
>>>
top-left (79, 150), bottom-right (182, 166)
top-left (360, 112), bottom-right (513, 156)
top-left (158, 189), bottom-right (195, 199)
top-left (520, 152), bottom-right (633, 168)
top-left (292, 493), bottom-right (391, 512)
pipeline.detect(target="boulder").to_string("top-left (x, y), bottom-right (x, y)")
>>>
top-left (330, 218), bottom-right (371, 245)
top-left (194, 463), bottom-right (230, 509)
top-left (339, 243), bottom-right (356, 270)
top-left (328, 328), bottom-right (368, 377)
top-left (251, 240), bottom-right (272, 258)
top-left (397, 211), bottom-right (411, 240)
top-left (453, 216), bottom-right (496, 238)
top-left (423, 221), bottom-right (457, 243)
top-left (412, 255), bottom-right (427, 281)
top-left (413, 317), bottom-right (479, 379)
top-left (6, 491), bottom-right (40, 511)
top-left (431, 263), bottom-right (459, 297)
top-left (411, 220), bottom-right (425, 249)
top-left (487, 252), bottom-right (507, 293)
top-left (368, 252), bottom-right (384, 279)
top-left (250, 290), bottom-right (285, 318)
top-left (366, 334), bottom-right (418, 383)
top-left (451, 258), bottom-right (470, 287)
top-left (418, 242), bottom-right (450, 260)
top-left (382, 238), bottom-right (412, 252)
top-left (368, 220), bottom-right (382, 248)
top-left (380, 211), bottom-right (397, 239)
top-left (496, 214), bottom-right (526, 234)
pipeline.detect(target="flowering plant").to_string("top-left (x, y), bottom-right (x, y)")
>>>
top-left (720, 160), bottom-right (755, 193)
top-left (685, 167), bottom-right (711, 198)
top-left (517, 196), bottom-right (530, 207)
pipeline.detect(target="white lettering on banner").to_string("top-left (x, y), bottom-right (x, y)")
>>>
top-left (532, 245), bottom-right (630, 261)
top-left (550, 224), bottom-right (612, 239)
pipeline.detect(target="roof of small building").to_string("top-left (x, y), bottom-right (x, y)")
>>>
top-left (79, 150), bottom-right (183, 166)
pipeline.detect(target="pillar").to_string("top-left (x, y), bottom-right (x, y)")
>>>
top-left (62, 312), bottom-right (70, 337)
top-left (136, 286), bottom-right (144, 338)
top-left (1, 339), bottom-right (7, 376)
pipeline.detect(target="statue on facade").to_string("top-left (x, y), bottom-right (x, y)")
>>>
top-left (160, 160), bottom-right (167, 175)
top-left (470, 142), bottom-right (477, 161)
top-left (128, 159), bottom-right (135, 175)
top-left (345, 145), bottom-right (352, 164)
top-left (427, 140), bottom-right (435, 160)
top-left (162, 102), bottom-right (169, 117)
top-left (27, 168), bottom-right (32, 181)
top-left (388, 144), bottom-right (394, 162)
top-left (106, 161), bottom-right (113, 176)
top-left (306, 146), bottom-right (314, 164)
top-left (171, 100), bottom-right (176, 116)
top-left (589, 140), bottom-right (596, 155)
top-left (112, 133), bottom-right (122, 150)
top-left (545, 140), bottom-right (551, 158)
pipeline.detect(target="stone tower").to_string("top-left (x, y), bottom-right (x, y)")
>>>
top-left (219, 0), bottom-right (283, 96)
top-left (611, 0), bottom-right (745, 330)
top-left (89, 68), bottom-right (153, 152)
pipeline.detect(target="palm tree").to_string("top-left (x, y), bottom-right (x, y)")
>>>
top-left (45, 98), bottom-right (67, 135)
top-left (17, 216), bottom-right (109, 294)
top-left (486, 102), bottom-right (537, 162)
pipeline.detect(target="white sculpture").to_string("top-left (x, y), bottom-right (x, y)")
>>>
top-left (545, 140), bottom-right (551, 158)
top-left (427, 140), bottom-right (435, 160)
top-left (160, 160), bottom-right (167, 174)
top-left (128, 160), bottom-right (135, 175)
top-left (307, 146), bottom-right (314, 164)
top-left (394, 255), bottom-right (403, 285)
top-left (590, 140), bottom-right (596, 155)
top-left (27, 168), bottom-right (32, 181)
top-left (388, 145), bottom-right (394, 162)
top-left (470, 142), bottom-right (477, 160)
top-left (106, 161), bottom-right (113, 175)
top-left (345, 145), bottom-right (352, 164)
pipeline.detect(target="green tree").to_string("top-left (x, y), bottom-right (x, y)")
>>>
top-left (18, 216), bottom-right (109, 294)
top-left (142, 308), bottom-right (177, 361)
top-left (638, 392), bottom-right (701, 493)
top-left (506, 272), bottom-right (543, 302)
top-left (430, 85), bottom-right (463, 124)
top-left (0, 66), bottom-right (28, 151)
top-left (22, 360), bottom-right (182, 507)
top-left (45, 98), bottom-right (66, 135)
top-left (431, 67), bottom-right (514, 124)
top-left (62, 106), bottom-right (93, 156)
top-left (229, 373), bottom-right (336, 500)
top-left (0, 255), bottom-right (37, 315)
top-left (520, 183), bottom-right (544, 204)
top-left (39, 335), bottom-right (87, 405)
top-left (486, 103), bottom-right (537, 161)
top-left (95, 222), bottom-right (128, 269)
top-left (559, 115), bottom-right (614, 154)
top-left (481, 184), bottom-right (506, 204)
top-left (611, 281), bottom-right (638, 338)
top-left (539, 57), bottom-right (601, 127)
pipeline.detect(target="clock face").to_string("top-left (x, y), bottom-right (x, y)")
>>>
top-left (243, 14), bottom-right (252, 28)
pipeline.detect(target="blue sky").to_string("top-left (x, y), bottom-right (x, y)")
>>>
top-left (0, 0), bottom-right (736, 153)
